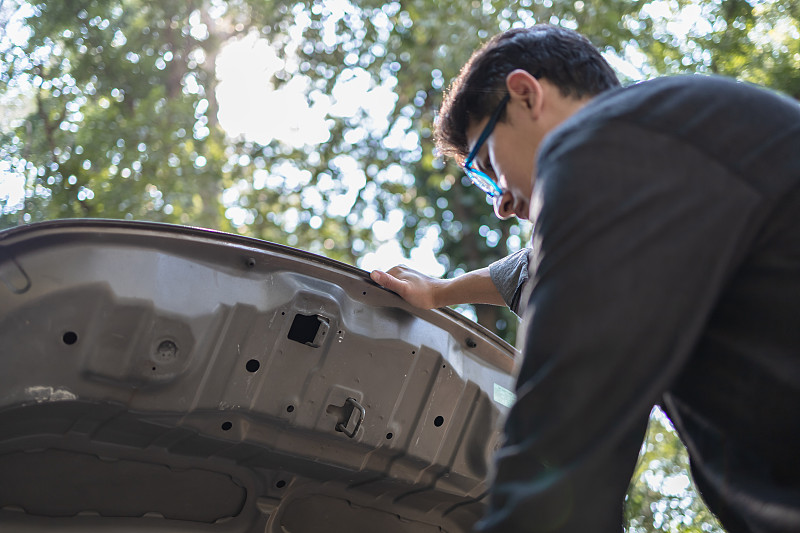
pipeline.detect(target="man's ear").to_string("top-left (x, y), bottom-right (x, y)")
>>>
top-left (505, 69), bottom-right (543, 118)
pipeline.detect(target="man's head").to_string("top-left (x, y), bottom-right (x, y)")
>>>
top-left (435, 25), bottom-right (619, 219)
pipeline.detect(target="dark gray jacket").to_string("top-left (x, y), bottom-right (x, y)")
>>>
top-left (479, 75), bottom-right (800, 533)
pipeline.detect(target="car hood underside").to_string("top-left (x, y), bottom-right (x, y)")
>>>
top-left (0, 220), bottom-right (517, 533)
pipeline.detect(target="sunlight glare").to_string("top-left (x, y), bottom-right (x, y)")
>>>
top-left (216, 33), bottom-right (330, 147)
top-left (358, 238), bottom-right (446, 277)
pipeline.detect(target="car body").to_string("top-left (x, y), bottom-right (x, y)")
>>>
top-left (0, 219), bottom-right (517, 532)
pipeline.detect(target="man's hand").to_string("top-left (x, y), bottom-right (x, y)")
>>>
top-left (370, 265), bottom-right (444, 309)
top-left (370, 265), bottom-right (506, 310)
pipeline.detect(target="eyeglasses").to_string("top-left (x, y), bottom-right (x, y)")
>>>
top-left (462, 93), bottom-right (510, 198)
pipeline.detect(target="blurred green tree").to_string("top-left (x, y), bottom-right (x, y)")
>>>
top-left (1, 2), bottom-right (798, 530)
top-left (626, 408), bottom-right (725, 533)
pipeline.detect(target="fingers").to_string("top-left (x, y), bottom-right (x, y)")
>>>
top-left (386, 264), bottom-right (411, 277)
top-left (370, 270), bottom-right (388, 286)
top-left (370, 266), bottom-right (440, 310)
top-left (370, 270), bottom-right (404, 293)
top-left (372, 265), bottom-right (415, 287)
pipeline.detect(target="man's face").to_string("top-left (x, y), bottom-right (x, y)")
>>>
top-left (464, 100), bottom-right (539, 221)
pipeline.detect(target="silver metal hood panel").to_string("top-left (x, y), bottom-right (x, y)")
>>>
top-left (0, 219), bottom-right (517, 532)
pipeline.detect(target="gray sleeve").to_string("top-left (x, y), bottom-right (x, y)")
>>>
top-left (489, 249), bottom-right (530, 315)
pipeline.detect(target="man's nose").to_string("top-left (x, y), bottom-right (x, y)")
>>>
top-left (493, 191), bottom-right (518, 220)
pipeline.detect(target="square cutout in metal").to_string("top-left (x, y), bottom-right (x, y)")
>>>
top-left (287, 313), bottom-right (330, 348)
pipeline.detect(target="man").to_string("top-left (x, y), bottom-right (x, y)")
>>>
top-left (371, 25), bottom-right (800, 533)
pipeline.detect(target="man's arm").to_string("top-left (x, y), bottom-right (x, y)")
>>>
top-left (370, 265), bottom-right (506, 309)
top-left (371, 249), bottom-right (530, 311)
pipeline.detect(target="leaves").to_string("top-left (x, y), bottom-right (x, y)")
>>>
top-left (3, 1), bottom-right (799, 531)
top-left (2, 0), bottom-right (797, 370)
top-left (626, 408), bottom-right (725, 533)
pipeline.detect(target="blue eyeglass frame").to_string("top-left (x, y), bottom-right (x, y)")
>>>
top-left (462, 93), bottom-right (510, 198)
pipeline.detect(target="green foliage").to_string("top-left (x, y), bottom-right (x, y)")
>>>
top-left (2, 3), bottom-right (799, 528)
top-left (626, 408), bottom-right (725, 533)
top-left (2, 1), bottom-right (235, 229)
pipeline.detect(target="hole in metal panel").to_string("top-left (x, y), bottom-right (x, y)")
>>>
top-left (221, 421), bottom-right (232, 431)
top-left (156, 340), bottom-right (178, 360)
top-left (245, 359), bottom-right (260, 373)
top-left (385, 432), bottom-right (393, 440)
top-left (288, 313), bottom-right (328, 347)
top-left (286, 405), bottom-right (294, 413)
top-left (434, 416), bottom-right (444, 427)
top-left (276, 480), bottom-right (286, 488)
top-left (62, 331), bottom-right (78, 345)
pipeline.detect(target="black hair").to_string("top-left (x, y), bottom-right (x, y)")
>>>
top-left (435, 25), bottom-right (620, 161)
